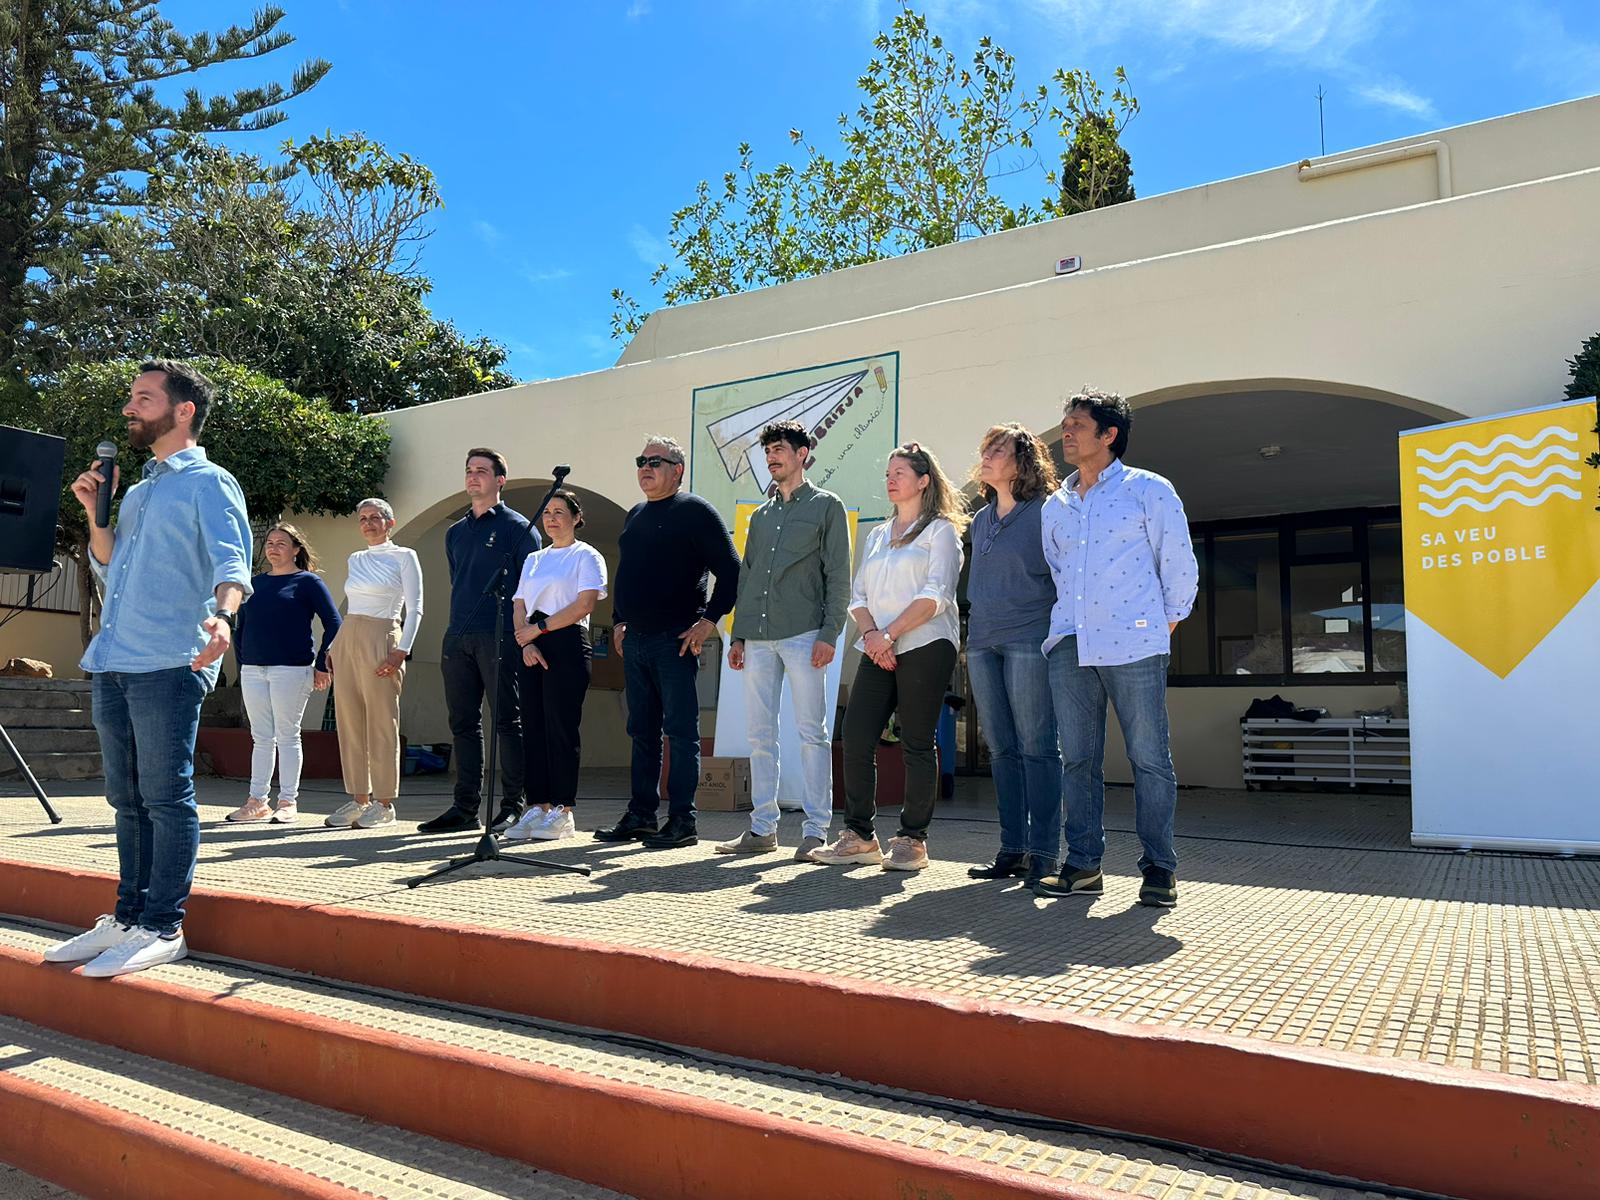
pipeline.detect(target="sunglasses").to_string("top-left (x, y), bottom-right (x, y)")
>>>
top-left (636, 455), bottom-right (681, 469)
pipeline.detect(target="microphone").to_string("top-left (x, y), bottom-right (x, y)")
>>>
top-left (553, 464), bottom-right (571, 479)
top-left (94, 440), bottom-right (117, 529)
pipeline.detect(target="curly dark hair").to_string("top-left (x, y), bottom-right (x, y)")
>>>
top-left (1064, 387), bottom-right (1132, 459)
top-left (970, 423), bottom-right (1060, 505)
top-left (758, 420), bottom-right (817, 455)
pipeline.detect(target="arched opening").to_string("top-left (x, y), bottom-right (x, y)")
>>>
top-left (389, 477), bottom-right (637, 768)
top-left (984, 380), bottom-right (1470, 789)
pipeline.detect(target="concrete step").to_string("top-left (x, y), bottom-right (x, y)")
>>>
top-left (0, 707), bottom-right (93, 730)
top-left (0, 678), bottom-right (91, 696)
top-left (0, 688), bottom-right (92, 711)
top-left (0, 1012), bottom-right (630, 1200)
top-left (0, 858), bottom-right (1591, 1200)
top-left (0, 752), bottom-right (101, 782)
top-left (0, 919), bottom-right (1392, 1200)
top-left (4, 729), bottom-right (99, 755)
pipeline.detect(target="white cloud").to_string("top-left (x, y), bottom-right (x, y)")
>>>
top-left (472, 219), bottom-right (503, 246)
top-left (1355, 80), bottom-right (1437, 120)
top-left (626, 0), bottom-right (651, 20)
top-left (628, 224), bottom-right (667, 267)
top-left (523, 266), bottom-right (574, 284)
top-left (992, 1), bottom-right (1435, 123)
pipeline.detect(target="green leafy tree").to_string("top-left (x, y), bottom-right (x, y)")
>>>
top-left (1568, 332), bottom-right (1600, 510)
top-left (0, 2), bottom-right (329, 378)
top-left (611, 2), bottom-right (1137, 338)
top-left (28, 137), bottom-right (514, 412)
top-left (1044, 69), bottom-right (1139, 217)
top-left (32, 359), bottom-right (390, 644)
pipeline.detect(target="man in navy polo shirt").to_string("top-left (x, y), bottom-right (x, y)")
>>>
top-left (418, 448), bottom-right (540, 833)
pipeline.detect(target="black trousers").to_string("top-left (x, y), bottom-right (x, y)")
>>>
top-left (841, 639), bottom-right (957, 842)
top-left (517, 623), bottom-right (592, 808)
top-left (441, 630), bottom-right (525, 812)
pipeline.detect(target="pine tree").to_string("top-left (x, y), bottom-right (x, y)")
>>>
top-left (0, 1), bottom-right (329, 376)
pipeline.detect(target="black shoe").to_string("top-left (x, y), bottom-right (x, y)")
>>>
top-left (1022, 859), bottom-right (1053, 890)
top-left (417, 806), bottom-right (482, 834)
top-left (490, 803), bottom-right (524, 832)
top-left (592, 811), bottom-right (659, 842)
top-left (968, 851), bottom-right (1029, 880)
top-left (1031, 866), bottom-right (1104, 898)
top-left (640, 815), bottom-right (698, 849)
top-left (1139, 867), bottom-right (1178, 908)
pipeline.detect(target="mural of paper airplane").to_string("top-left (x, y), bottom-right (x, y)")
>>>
top-left (707, 369), bottom-right (869, 492)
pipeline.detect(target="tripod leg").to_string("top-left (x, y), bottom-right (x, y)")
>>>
top-left (494, 851), bottom-right (592, 877)
top-left (0, 721), bottom-right (62, 824)
top-left (405, 852), bottom-right (486, 889)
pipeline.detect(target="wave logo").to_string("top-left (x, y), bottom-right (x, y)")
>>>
top-left (1413, 426), bottom-right (1583, 518)
top-left (1401, 402), bottom-right (1600, 678)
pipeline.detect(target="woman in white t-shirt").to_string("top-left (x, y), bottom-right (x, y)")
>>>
top-left (504, 490), bottom-right (608, 842)
top-left (324, 498), bottom-right (424, 830)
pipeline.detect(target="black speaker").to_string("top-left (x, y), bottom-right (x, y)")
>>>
top-left (0, 425), bottom-right (67, 574)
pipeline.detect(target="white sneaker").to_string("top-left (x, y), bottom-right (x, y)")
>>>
top-left (325, 800), bottom-right (367, 828)
top-left (43, 915), bottom-right (136, 964)
top-left (270, 800), bottom-right (298, 824)
top-left (529, 808), bottom-right (576, 841)
top-left (354, 801), bottom-right (396, 829)
top-left (80, 927), bottom-right (187, 978)
top-left (504, 806), bottom-right (546, 841)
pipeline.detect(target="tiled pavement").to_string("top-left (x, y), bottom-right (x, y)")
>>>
top-left (3, 772), bottom-right (1597, 1088)
top-left (0, 922), bottom-right (1391, 1200)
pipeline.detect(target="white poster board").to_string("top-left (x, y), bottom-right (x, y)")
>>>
top-left (1400, 398), bottom-right (1600, 852)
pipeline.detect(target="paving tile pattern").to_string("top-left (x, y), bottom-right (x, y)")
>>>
top-left (0, 1012), bottom-right (630, 1199)
top-left (3, 777), bottom-right (1599, 1088)
top-left (0, 924), bottom-right (1385, 1200)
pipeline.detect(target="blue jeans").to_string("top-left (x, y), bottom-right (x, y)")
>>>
top-left (623, 629), bottom-right (701, 820)
top-left (967, 641), bottom-right (1061, 863)
top-left (1047, 637), bottom-right (1177, 874)
top-left (743, 631), bottom-right (833, 842)
top-left (92, 667), bottom-right (206, 934)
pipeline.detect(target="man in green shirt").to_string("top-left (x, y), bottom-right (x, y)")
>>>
top-left (716, 420), bottom-right (851, 861)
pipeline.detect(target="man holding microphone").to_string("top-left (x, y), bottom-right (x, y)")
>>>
top-left (44, 360), bottom-right (252, 977)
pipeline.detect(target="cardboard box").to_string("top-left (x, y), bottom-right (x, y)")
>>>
top-left (696, 756), bottom-right (752, 811)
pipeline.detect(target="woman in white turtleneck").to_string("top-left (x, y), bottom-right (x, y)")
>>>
top-left (323, 498), bottom-right (423, 829)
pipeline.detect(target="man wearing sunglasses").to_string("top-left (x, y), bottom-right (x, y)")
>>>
top-left (594, 436), bottom-right (740, 848)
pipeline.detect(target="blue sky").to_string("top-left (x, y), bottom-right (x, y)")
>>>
top-left (163, 1), bottom-right (1599, 384)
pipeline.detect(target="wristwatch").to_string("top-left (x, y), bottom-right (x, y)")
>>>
top-left (536, 618), bottom-right (549, 634)
top-left (213, 610), bottom-right (237, 632)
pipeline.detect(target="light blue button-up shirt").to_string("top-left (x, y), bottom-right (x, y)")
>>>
top-left (1040, 458), bottom-right (1198, 666)
top-left (80, 446), bottom-right (252, 687)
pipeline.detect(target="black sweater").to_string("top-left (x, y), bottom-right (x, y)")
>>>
top-left (612, 491), bottom-right (740, 635)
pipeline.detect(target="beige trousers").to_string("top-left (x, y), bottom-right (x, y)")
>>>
top-left (329, 615), bottom-right (406, 799)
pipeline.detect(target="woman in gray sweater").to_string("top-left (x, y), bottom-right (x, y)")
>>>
top-left (964, 423), bottom-right (1062, 887)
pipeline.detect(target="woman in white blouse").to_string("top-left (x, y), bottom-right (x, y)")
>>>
top-left (814, 443), bottom-right (968, 872)
top-left (324, 498), bottom-right (424, 829)
top-left (504, 490), bottom-right (608, 842)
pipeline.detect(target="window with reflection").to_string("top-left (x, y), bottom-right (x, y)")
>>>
top-left (1170, 509), bottom-right (1406, 684)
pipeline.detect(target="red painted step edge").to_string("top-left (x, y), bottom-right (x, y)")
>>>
top-left (0, 943), bottom-right (1119, 1200)
top-left (2, 857), bottom-right (1595, 1200)
top-left (0, 1069), bottom-right (369, 1200)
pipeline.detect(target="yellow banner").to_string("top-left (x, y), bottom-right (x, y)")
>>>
top-left (1400, 400), bottom-right (1600, 678)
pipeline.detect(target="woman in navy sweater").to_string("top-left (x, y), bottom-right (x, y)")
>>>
top-left (226, 524), bottom-right (342, 824)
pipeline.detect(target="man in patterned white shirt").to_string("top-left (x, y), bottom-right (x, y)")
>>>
top-left (1035, 388), bottom-right (1198, 907)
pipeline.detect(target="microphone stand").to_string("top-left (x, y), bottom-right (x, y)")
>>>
top-left (0, 572), bottom-right (64, 823)
top-left (408, 468), bottom-right (590, 887)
